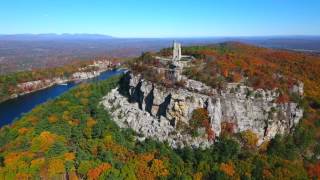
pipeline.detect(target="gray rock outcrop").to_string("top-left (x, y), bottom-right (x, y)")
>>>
top-left (101, 72), bottom-right (303, 147)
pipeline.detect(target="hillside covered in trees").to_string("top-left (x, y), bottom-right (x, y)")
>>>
top-left (0, 43), bottom-right (319, 179)
top-left (180, 42), bottom-right (320, 100)
top-left (0, 60), bottom-right (114, 103)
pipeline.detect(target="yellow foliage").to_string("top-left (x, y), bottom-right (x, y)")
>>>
top-left (87, 118), bottom-right (97, 128)
top-left (27, 115), bottom-right (39, 125)
top-left (69, 171), bottom-right (79, 180)
top-left (58, 100), bottom-right (70, 107)
top-left (241, 130), bottom-right (258, 148)
top-left (62, 111), bottom-right (71, 121)
top-left (150, 159), bottom-right (169, 177)
top-left (31, 158), bottom-right (46, 169)
top-left (80, 98), bottom-right (89, 105)
top-left (68, 119), bottom-right (80, 126)
top-left (39, 131), bottom-right (56, 151)
top-left (193, 172), bottom-right (203, 180)
top-left (15, 173), bottom-right (32, 180)
top-left (48, 159), bottom-right (65, 177)
top-left (31, 131), bottom-right (60, 152)
top-left (103, 134), bottom-right (113, 144)
top-left (64, 152), bottom-right (76, 161)
top-left (84, 127), bottom-right (92, 139)
top-left (259, 140), bottom-right (270, 152)
top-left (48, 114), bottom-right (59, 123)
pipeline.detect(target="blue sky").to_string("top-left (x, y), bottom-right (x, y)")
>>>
top-left (0, 0), bottom-right (319, 37)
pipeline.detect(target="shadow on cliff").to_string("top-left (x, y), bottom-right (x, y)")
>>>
top-left (145, 85), bottom-right (154, 113)
top-left (157, 94), bottom-right (172, 118)
top-left (119, 72), bottom-right (144, 109)
top-left (118, 72), bottom-right (131, 97)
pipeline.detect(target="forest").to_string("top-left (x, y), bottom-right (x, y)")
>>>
top-left (0, 42), bottom-right (319, 179)
top-left (0, 75), bottom-right (318, 179)
top-left (180, 42), bottom-right (320, 100)
top-left (0, 60), bottom-right (99, 103)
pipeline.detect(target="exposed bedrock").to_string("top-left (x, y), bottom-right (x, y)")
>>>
top-left (102, 72), bottom-right (303, 147)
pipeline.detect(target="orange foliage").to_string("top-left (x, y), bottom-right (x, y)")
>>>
top-left (263, 168), bottom-right (273, 179)
top-left (139, 153), bottom-right (154, 162)
top-left (64, 152), bottom-right (75, 161)
top-left (87, 163), bottom-right (111, 180)
top-left (232, 72), bottom-right (242, 82)
top-left (222, 68), bottom-right (229, 77)
top-left (48, 114), bottom-right (59, 123)
top-left (219, 162), bottom-right (235, 177)
top-left (132, 153), bottom-right (169, 179)
top-left (135, 153), bottom-right (155, 180)
top-left (104, 138), bottom-right (134, 162)
top-left (4, 152), bottom-right (34, 167)
top-left (18, 127), bottom-right (29, 135)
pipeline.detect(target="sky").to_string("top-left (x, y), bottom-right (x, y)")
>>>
top-left (0, 0), bottom-right (319, 38)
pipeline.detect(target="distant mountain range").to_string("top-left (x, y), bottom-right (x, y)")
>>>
top-left (1, 34), bottom-right (320, 41)
top-left (0, 34), bottom-right (114, 40)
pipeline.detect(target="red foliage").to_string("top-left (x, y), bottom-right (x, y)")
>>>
top-left (276, 94), bottom-right (290, 104)
top-left (307, 162), bottom-right (320, 179)
top-left (202, 120), bottom-right (215, 141)
top-left (183, 42), bottom-right (320, 100)
top-left (221, 122), bottom-right (235, 135)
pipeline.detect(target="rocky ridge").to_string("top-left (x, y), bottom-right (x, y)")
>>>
top-left (101, 72), bottom-right (304, 148)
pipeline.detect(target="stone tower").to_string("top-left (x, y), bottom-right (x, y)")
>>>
top-left (172, 41), bottom-right (181, 61)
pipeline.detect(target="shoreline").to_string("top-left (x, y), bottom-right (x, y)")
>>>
top-left (0, 68), bottom-right (114, 104)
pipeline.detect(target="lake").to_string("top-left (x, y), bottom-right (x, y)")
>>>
top-left (0, 69), bottom-right (125, 127)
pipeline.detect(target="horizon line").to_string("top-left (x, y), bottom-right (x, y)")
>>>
top-left (0, 33), bottom-right (320, 39)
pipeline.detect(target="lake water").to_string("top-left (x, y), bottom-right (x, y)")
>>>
top-left (0, 69), bottom-right (125, 127)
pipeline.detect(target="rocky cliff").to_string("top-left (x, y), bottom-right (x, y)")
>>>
top-left (101, 72), bottom-right (303, 148)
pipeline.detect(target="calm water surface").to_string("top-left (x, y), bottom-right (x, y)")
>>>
top-left (0, 69), bottom-right (125, 127)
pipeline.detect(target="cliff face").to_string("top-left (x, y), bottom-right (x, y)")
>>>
top-left (101, 72), bottom-right (303, 148)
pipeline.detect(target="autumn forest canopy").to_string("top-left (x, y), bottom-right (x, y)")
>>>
top-left (0, 42), bottom-right (320, 179)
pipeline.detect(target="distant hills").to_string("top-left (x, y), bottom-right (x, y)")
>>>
top-left (0, 33), bottom-right (114, 41)
top-left (0, 34), bottom-right (319, 74)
